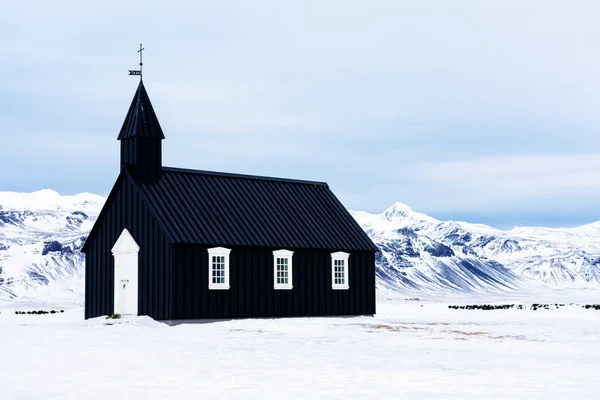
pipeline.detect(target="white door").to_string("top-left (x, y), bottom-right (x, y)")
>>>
top-left (112, 229), bottom-right (140, 316)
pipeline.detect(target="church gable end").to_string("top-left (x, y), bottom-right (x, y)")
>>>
top-left (84, 170), bottom-right (173, 320)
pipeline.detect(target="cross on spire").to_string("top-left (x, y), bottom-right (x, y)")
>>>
top-left (138, 44), bottom-right (144, 76)
top-left (128, 43), bottom-right (145, 80)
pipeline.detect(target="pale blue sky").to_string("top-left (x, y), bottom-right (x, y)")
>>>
top-left (1, 1), bottom-right (599, 228)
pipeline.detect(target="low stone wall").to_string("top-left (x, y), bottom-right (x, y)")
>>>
top-left (14, 310), bottom-right (65, 315)
top-left (448, 303), bottom-right (600, 311)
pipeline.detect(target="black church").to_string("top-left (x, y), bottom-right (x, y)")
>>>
top-left (82, 79), bottom-right (377, 320)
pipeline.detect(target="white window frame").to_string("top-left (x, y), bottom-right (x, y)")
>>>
top-left (273, 249), bottom-right (294, 290)
top-left (208, 247), bottom-right (231, 290)
top-left (331, 251), bottom-right (350, 290)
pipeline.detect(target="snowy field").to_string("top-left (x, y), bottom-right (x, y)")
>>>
top-left (1, 292), bottom-right (600, 399)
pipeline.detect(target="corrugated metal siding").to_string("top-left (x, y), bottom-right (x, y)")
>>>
top-left (171, 245), bottom-right (376, 319)
top-left (141, 168), bottom-right (378, 251)
top-left (84, 173), bottom-right (172, 319)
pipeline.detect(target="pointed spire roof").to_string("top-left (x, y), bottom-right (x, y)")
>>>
top-left (117, 80), bottom-right (165, 140)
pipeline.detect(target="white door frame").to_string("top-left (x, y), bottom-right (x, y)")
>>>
top-left (111, 228), bottom-right (140, 316)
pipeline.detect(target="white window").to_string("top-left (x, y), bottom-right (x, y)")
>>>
top-left (208, 247), bottom-right (231, 290)
top-left (273, 249), bottom-right (293, 290)
top-left (331, 251), bottom-right (349, 290)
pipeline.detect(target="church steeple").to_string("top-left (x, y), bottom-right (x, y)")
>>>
top-left (118, 80), bottom-right (165, 184)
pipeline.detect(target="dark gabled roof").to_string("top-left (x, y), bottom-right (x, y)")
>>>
top-left (137, 167), bottom-right (378, 251)
top-left (117, 80), bottom-right (165, 140)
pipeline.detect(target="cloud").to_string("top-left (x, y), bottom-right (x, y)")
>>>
top-left (420, 154), bottom-right (600, 188)
top-left (415, 153), bottom-right (600, 212)
top-left (1, 0), bottom-right (600, 226)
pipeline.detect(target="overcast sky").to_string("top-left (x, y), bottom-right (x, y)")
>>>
top-left (1, 1), bottom-right (599, 228)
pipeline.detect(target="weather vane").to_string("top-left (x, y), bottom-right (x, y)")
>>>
top-left (128, 44), bottom-right (144, 80)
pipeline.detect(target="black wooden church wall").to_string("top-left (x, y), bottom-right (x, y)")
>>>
top-left (84, 172), bottom-right (172, 320)
top-left (172, 245), bottom-right (376, 319)
top-left (85, 173), bottom-right (376, 320)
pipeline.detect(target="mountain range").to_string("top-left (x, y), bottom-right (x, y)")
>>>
top-left (352, 203), bottom-right (600, 294)
top-left (0, 190), bottom-right (104, 302)
top-left (0, 190), bottom-right (599, 303)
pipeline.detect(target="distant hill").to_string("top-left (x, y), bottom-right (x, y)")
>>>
top-left (1, 190), bottom-right (599, 303)
top-left (352, 202), bottom-right (600, 294)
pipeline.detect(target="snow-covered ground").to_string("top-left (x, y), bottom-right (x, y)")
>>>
top-left (2, 292), bottom-right (599, 399)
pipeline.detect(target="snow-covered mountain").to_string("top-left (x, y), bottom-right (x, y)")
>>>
top-left (1, 190), bottom-right (599, 302)
top-left (0, 190), bottom-right (103, 302)
top-left (352, 202), bottom-right (600, 294)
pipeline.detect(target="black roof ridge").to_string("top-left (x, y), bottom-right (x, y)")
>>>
top-left (162, 166), bottom-right (329, 187)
